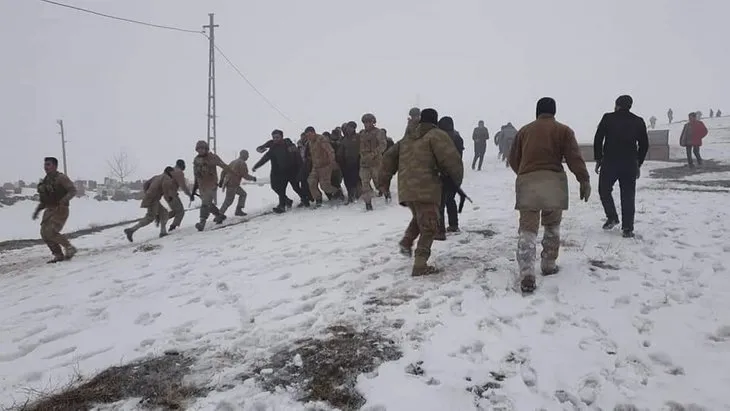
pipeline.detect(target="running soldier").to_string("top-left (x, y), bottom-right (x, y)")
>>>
top-left (472, 120), bottom-right (489, 170)
top-left (191, 140), bottom-right (238, 231)
top-left (380, 108), bottom-right (464, 276)
top-left (165, 159), bottom-right (191, 232)
top-left (305, 126), bottom-right (343, 206)
top-left (124, 168), bottom-right (173, 241)
top-left (216, 149), bottom-right (257, 223)
top-left (359, 113), bottom-right (387, 210)
top-left (32, 157), bottom-right (78, 263)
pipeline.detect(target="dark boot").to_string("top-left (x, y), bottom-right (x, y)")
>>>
top-left (64, 246), bottom-right (77, 260)
top-left (521, 276), bottom-right (537, 294)
top-left (168, 224), bottom-right (178, 232)
top-left (235, 208), bottom-right (246, 217)
top-left (195, 221), bottom-right (205, 232)
top-left (213, 214), bottom-right (227, 224)
top-left (365, 201), bottom-right (373, 211)
top-left (602, 219), bottom-right (619, 230)
top-left (47, 255), bottom-right (65, 264)
top-left (622, 230), bottom-right (635, 238)
top-left (298, 199), bottom-right (310, 208)
top-left (286, 198), bottom-right (294, 209)
top-left (446, 226), bottom-right (460, 233)
top-left (273, 206), bottom-right (286, 214)
top-left (124, 228), bottom-right (134, 242)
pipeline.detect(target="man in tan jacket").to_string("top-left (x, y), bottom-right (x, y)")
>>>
top-left (359, 113), bottom-right (386, 211)
top-left (192, 140), bottom-right (238, 231)
top-left (215, 149), bottom-right (257, 223)
top-left (165, 159), bottom-right (191, 231)
top-left (380, 108), bottom-right (464, 276)
top-left (124, 169), bottom-right (172, 241)
top-left (32, 157), bottom-right (78, 263)
top-left (508, 97), bottom-right (591, 294)
top-left (305, 126), bottom-right (343, 206)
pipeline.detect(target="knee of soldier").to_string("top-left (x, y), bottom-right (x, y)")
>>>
top-left (40, 225), bottom-right (51, 240)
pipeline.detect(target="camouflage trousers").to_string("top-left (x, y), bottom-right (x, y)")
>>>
top-left (40, 205), bottom-right (73, 257)
top-left (130, 201), bottom-right (169, 235)
top-left (517, 210), bottom-right (562, 279)
top-left (199, 187), bottom-right (221, 222)
top-left (400, 202), bottom-right (440, 268)
top-left (166, 195), bottom-right (185, 228)
top-left (359, 166), bottom-right (379, 202)
top-left (308, 165), bottom-right (337, 202)
top-left (219, 186), bottom-right (247, 215)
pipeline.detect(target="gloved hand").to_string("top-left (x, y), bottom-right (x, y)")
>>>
top-left (594, 161), bottom-right (602, 174)
top-left (252, 176), bottom-right (257, 182)
top-left (218, 180), bottom-right (224, 188)
top-left (32, 209), bottom-right (40, 221)
top-left (252, 166), bottom-right (258, 173)
top-left (579, 181), bottom-right (591, 202)
top-left (189, 193), bottom-right (196, 203)
top-left (636, 164), bottom-right (641, 179)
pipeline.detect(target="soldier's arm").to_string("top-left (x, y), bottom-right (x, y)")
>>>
top-left (242, 163), bottom-right (256, 181)
top-left (378, 142), bottom-right (399, 190)
top-left (219, 163), bottom-right (230, 184)
top-left (58, 174), bottom-right (77, 204)
top-left (637, 119), bottom-right (650, 166)
top-left (593, 114), bottom-right (607, 163)
top-left (174, 171), bottom-right (191, 196)
top-left (252, 151), bottom-right (272, 171)
top-left (431, 133), bottom-right (464, 187)
top-left (563, 128), bottom-right (590, 183)
top-left (508, 132), bottom-right (522, 174)
top-left (215, 155), bottom-right (238, 177)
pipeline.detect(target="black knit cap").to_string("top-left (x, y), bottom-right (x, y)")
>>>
top-left (536, 97), bottom-right (557, 118)
top-left (271, 129), bottom-right (283, 137)
top-left (304, 126), bottom-right (316, 134)
top-left (175, 159), bottom-right (186, 170)
top-left (420, 108), bottom-right (438, 125)
top-left (616, 95), bottom-right (633, 110)
top-left (438, 116), bottom-right (454, 132)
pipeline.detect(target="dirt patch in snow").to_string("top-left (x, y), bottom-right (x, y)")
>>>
top-left (650, 160), bottom-right (730, 180)
top-left (14, 352), bottom-right (206, 411)
top-left (243, 325), bottom-right (402, 411)
top-left (0, 219), bottom-right (140, 253)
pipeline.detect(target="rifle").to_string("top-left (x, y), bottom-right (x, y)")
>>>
top-left (442, 174), bottom-right (473, 213)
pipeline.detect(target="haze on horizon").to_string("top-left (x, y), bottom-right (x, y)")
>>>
top-left (2, 0), bottom-right (727, 182)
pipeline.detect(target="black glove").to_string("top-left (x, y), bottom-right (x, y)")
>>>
top-left (594, 161), bottom-right (602, 174)
top-left (189, 193), bottom-right (195, 202)
top-left (252, 167), bottom-right (258, 173)
top-left (253, 176), bottom-right (257, 182)
top-left (636, 164), bottom-right (641, 179)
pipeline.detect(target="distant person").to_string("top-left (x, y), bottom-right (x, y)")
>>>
top-left (710, 109), bottom-right (714, 118)
top-left (679, 112), bottom-right (708, 168)
top-left (667, 108), bottom-right (674, 124)
top-left (471, 120), bottom-right (489, 170)
top-left (649, 116), bottom-right (657, 129)
top-left (717, 109), bottom-right (722, 117)
top-left (500, 123), bottom-right (518, 167)
top-left (594, 95), bottom-right (650, 238)
top-left (696, 111), bottom-right (703, 120)
top-left (33, 156), bottom-right (78, 263)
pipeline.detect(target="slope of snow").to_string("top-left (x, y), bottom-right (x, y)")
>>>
top-left (0, 182), bottom-right (273, 241)
top-left (1, 131), bottom-right (729, 410)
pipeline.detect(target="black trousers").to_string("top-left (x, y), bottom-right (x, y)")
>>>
top-left (686, 146), bottom-right (702, 165)
top-left (440, 187), bottom-right (458, 230)
top-left (272, 172), bottom-right (307, 208)
top-left (598, 163), bottom-right (637, 231)
top-left (472, 145), bottom-right (486, 170)
top-left (341, 163), bottom-right (360, 199)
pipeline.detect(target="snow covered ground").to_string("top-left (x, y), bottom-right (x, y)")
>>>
top-left (1, 119), bottom-right (729, 410)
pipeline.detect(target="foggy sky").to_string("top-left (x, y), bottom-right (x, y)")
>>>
top-left (2, 0), bottom-right (728, 182)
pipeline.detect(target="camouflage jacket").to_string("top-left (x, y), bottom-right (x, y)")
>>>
top-left (308, 134), bottom-right (335, 169)
top-left (359, 128), bottom-right (385, 168)
top-left (37, 171), bottom-right (76, 209)
top-left (193, 152), bottom-right (233, 190)
top-left (141, 174), bottom-right (167, 208)
top-left (380, 123), bottom-right (464, 205)
top-left (162, 168), bottom-right (190, 200)
top-left (221, 158), bottom-right (256, 187)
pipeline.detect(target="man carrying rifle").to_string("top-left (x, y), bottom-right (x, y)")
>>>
top-left (437, 116), bottom-right (465, 238)
top-left (379, 108), bottom-right (464, 277)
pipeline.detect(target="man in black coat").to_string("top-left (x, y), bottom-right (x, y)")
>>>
top-left (472, 120), bottom-right (489, 170)
top-left (253, 130), bottom-right (310, 213)
top-left (594, 95), bottom-right (650, 238)
top-left (437, 116), bottom-right (465, 238)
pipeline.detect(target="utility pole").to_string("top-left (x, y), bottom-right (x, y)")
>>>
top-left (57, 120), bottom-right (68, 175)
top-left (204, 13), bottom-right (218, 154)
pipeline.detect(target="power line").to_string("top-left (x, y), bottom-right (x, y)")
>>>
top-left (206, 35), bottom-right (294, 123)
top-left (38, 0), bottom-right (203, 34)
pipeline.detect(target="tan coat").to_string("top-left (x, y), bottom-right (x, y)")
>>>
top-left (141, 174), bottom-right (167, 208)
top-left (308, 134), bottom-right (335, 169)
top-left (380, 123), bottom-right (464, 205)
top-left (162, 168), bottom-right (190, 199)
top-left (509, 114), bottom-right (589, 211)
top-left (359, 127), bottom-right (385, 168)
top-left (193, 153), bottom-right (232, 190)
top-left (221, 158), bottom-right (256, 187)
top-left (37, 171), bottom-right (77, 208)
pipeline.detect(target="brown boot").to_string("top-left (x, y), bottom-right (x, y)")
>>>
top-left (398, 238), bottom-right (414, 257)
top-left (412, 265), bottom-right (439, 277)
top-left (47, 254), bottom-right (65, 264)
top-left (521, 275), bottom-right (537, 294)
top-left (64, 246), bottom-right (77, 260)
top-left (434, 230), bottom-right (447, 241)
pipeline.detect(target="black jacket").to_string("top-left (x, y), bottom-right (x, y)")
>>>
top-left (594, 110), bottom-right (650, 166)
top-left (253, 138), bottom-right (300, 175)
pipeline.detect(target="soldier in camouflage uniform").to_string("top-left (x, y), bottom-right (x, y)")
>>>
top-left (192, 140), bottom-right (238, 231)
top-left (33, 157), bottom-right (78, 263)
top-left (216, 149), bottom-right (257, 222)
top-left (124, 168), bottom-right (173, 241)
top-left (508, 97), bottom-right (591, 294)
top-left (305, 126), bottom-right (343, 206)
top-left (359, 113), bottom-right (387, 210)
top-left (380, 108), bottom-right (464, 276)
top-left (166, 159), bottom-right (191, 231)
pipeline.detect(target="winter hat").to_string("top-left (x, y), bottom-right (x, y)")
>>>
top-left (420, 108), bottom-right (438, 125)
top-left (615, 95), bottom-right (633, 110)
top-left (304, 126), bottom-right (316, 134)
top-left (536, 97), bottom-right (557, 117)
top-left (175, 159), bottom-right (186, 170)
top-left (438, 116), bottom-right (455, 132)
top-left (409, 107), bottom-right (421, 118)
top-left (240, 149), bottom-right (249, 160)
top-left (195, 140), bottom-right (209, 151)
top-left (362, 113), bottom-right (376, 123)
top-left (271, 129), bottom-right (283, 137)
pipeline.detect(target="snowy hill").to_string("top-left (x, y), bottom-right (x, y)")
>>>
top-left (1, 131), bottom-right (729, 410)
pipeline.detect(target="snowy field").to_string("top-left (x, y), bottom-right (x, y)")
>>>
top-left (0, 182), bottom-right (274, 241)
top-left (1, 119), bottom-right (729, 410)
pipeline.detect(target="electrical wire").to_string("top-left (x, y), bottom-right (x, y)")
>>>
top-left (38, 0), bottom-right (203, 34)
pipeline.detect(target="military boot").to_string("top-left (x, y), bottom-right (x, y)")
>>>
top-left (168, 224), bottom-right (178, 232)
top-left (235, 208), bottom-right (247, 217)
top-left (434, 229), bottom-right (447, 241)
top-left (64, 245), bottom-right (77, 260)
top-left (446, 225), bottom-right (460, 233)
top-left (398, 238), bottom-right (414, 257)
top-left (365, 201), bottom-right (373, 211)
top-left (520, 276), bottom-right (537, 294)
top-left (195, 221), bottom-right (206, 232)
top-left (213, 214), bottom-right (227, 224)
top-left (384, 191), bottom-right (392, 202)
top-left (286, 198), bottom-right (294, 209)
top-left (124, 228), bottom-right (134, 242)
top-left (47, 255), bottom-right (65, 264)
top-left (411, 249), bottom-right (438, 276)
top-left (314, 199), bottom-right (323, 208)
top-left (273, 206), bottom-right (286, 214)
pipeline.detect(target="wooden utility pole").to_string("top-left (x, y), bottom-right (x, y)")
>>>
top-left (57, 119), bottom-right (68, 174)
top-left (204, 13), bottom-right (218, 154)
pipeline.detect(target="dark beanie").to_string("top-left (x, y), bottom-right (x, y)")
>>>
top-left (438, 116), bottom-right (454, 132)
top-left (271, 129), bottom-right (283, 137)
top-left (616, 95), bottom-right (633, 110)
top-left (175, 159), bottom-right (186, 170)
top-left (536, 97), bottom-right (557, 118)
top-left (420, 108), bottom-right (438, 125)
top-left (304, 126), bottom-right (316, 134)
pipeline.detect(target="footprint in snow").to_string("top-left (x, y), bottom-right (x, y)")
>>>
top-left (648, 352), bottom-right (685, 375)
top-left (134, 312), bottom-right (162, 326)
top-left (577, 374), bottom-right (602, 406)
top-left (632, 316), bottom-right (654, 335)
top-left (707, 325), bottom-right (730, 342)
